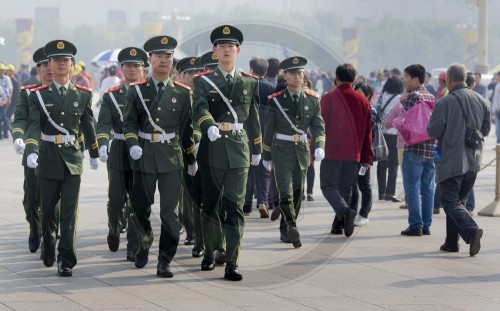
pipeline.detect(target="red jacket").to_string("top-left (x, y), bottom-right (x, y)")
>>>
top-left (320, 84), bottom-right (372, 163)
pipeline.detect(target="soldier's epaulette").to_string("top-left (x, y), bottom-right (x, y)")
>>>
top-left (32, 84), bottom-right (49, 92)
top-left (75, 84), bottom-right (92, 92)
top-left (105, 85), bottom-right (121, 94)
top-left (20, 83), bottom-right (38, 90)
top-left (267, 91), bottom-right (283, 99)
top-left (130, 80), bottom-right (147, 86)
top-left (305, 90), bottom-right (319, 98)
top-left (194, 71), bottom-right (210, 78)
top-left (174, 81), bottom-right (191, 90)
top-left (241, 71), bottom-right (258, 79)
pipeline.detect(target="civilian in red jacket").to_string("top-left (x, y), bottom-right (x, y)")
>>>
top-left (320, 64), bottom-right (372, 237)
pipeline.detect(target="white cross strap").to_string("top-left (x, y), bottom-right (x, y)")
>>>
top-left (201, 75), bottom-right (239, 128)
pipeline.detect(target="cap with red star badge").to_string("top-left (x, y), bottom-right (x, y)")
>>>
top-left (43, 40), bottom-right (77, 59)
top-left (210, 25), bottom-right (243, 46)
top-left (279, 56), bottom-right (307, 73)
top-left (143, 35), bottom-right (177, 55)
top-left (176, 57), bottom-right (198, 73)
top-left (118, 47), bottom-right (149, 66)
top-left (198, 51), bottom-right (218, 71)
top-left (33, 47), bottom-right (49, 65)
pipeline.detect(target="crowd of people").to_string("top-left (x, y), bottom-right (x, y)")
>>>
top-left (5, 23), bottom-right (498, 281)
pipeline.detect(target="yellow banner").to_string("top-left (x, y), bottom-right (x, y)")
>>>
top-left (16, 18), bottom-right (33, 65)
top-left (342, 28), bottom-right (360, 70)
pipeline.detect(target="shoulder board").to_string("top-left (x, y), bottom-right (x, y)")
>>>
top-left (32, 85), bottom-right (49, 92)
top-left (20, 84), bottom-right (38, 90)
top-left (241, 71), bottom-right (258, 79)
top-left (104, 85), bottom-right (122, 94)
top-left (174, 81), bottom-right (191, 90)
top-left (267, 91), bottom-right (283, 99)
top-left (305, 90), bottom-right (319, 98)
top-left (75, 84), bottom-right (92, 92)
top-left (194, 71), bottom-right (210, 78)
top-left (130, 80), bottom-right (148, 86)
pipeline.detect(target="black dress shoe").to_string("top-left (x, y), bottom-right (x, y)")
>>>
top-left (270, 207), bottom-right (280, 221)
top-left (440, 243), bottom-right (459, 252)
top-left (385, 195), bottom-right (403, 203)
top-left (107, 230), bottom-right (120, 252)
top-left (468, 228), bottom-right (483, 257)
top-left (224, 263), bottom-right (243, 281)
top-left (43, 248), bottom-right (56, 267)
top-left (135, 248), bottom-right (149, 268)
top-left (343, 209), bottom-right (357, 237)
top-left (331, 227), bottom-right (344, 235)
top-left (280, 233), bottom-right (291, 243)
top-left (126, 250), bottom-right (136, 262)
top-left (184, 238), bottom-right (195, 245)
top-left (28, 237), bottom-right (41, 253)
top-left (57, 262), bottom-right (73, 277)
top-left (422, 228), bottom-right (431, 235)
top-left (215, 250), bottom-right (226, 265)
top-left (306, 194), bottom-right (314, 202)
top-left (401, 227), bottom-right (422, 236)
top-left (201, 257), bottom-right (215, 271)
top-left (157, 261), bottom-right (173, 278)
top-left (287, 227), bottom-right (302, 248)
top-left (192, 247), bottom-right (204, 258)
top-left (120, 219), bottom-right (128, 233)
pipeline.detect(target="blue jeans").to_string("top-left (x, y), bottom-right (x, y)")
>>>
top-left (402, 151), bottom-right (435, 229)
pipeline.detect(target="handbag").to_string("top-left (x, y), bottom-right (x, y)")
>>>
top-left (393, 101), bottom-right (434, 145)
top-left (372, 123), bottom-right (389, 161)
top-left (450, 92), bottom-right (484, 150)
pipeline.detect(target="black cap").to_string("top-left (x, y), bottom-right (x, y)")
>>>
top-left (176, 57), bottom-right (198, 73)
top-left (118, 47), bottom-right (148, 66)
top-left (279, 56), bottom-right (307, 73)
top-left (43, 40), bottom-right (77, 58)
top-left (143, 35), bottom-right (177, 54)
top-left (33, 47), bottom-right (49, 65)
top-left (198, 51), bottom-right (218, 70)
top-left (210, 25), bottom-right (243, 46)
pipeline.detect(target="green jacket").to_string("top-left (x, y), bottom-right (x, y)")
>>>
top-left (263, 88), bottom-right (325, 170)
top-left (12, 83), bottom-right (39, 167)
top-left (96, 83), bottom-right (132, 171)
top-left (24, 82), bottom-right (99, 180)
top-left (193, 68), bottom-right (262, 169)
top-left (122, 77), bottom-right (196, 174)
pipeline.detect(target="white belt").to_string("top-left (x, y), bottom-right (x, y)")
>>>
top-left (41, 133), bottom-right (76, 145)
top-left (218, 122), bottom-right (243, 132)
top-left (113, 133), bottom-right (125, 140)
top-left (275, 133), bottom-right (308, 143)
top-left (138, 130), bottom-right (176, 143)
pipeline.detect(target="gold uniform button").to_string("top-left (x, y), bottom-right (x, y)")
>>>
top-left (74, 113), bottom-right (78, 116)
top-left (295, 116), bottom-right (299, 119)
top-left (227, 112), bottom-right (230, 115)
top-left (295, 142), bottom-right (298, 145)
top-left (225, 135), bottom-right (228, 138)
top-left (158, 107), bottom-right (161, 111)
top-left (229, 100), bottom-right (232, 103)
top-left (60, 123), bottom-right (64, 126)
top-left (61, 112), bottom-right (65, 115)
top-left (155, 118), bottom-right (160, 122)
top-left (58, 145), bottom-right (62, 148)
top-left (172, 108), bottom-right (176, 111)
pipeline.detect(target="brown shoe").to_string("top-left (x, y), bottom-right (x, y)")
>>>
top-left (258, 204), bottom-right (269, 218)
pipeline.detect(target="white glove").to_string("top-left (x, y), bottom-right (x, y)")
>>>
top-left (207, 126), bottom-right (221, 142)
top-left (251, 154), bottom-right (261, 166)
top-left (89, 157), bottom-right (99, 170)
top-left (130, 145), bottom-right (143, 160)
top-left (314, 148), bottom-right (325, 162)
top-left (81, 150), bottom-right (86, 160)
top-left (13, 138), bottom-right (25, 154)
top-left (99, 145), bottom-right (108, 163)
top-left (187, 162), bottom-right (198, 176)
top-left (27, 153), bottom-right (38, 168)
top-left (195, 143), bottom-right (199, 155)
top-left (263, 160), bottom-right (272, 171)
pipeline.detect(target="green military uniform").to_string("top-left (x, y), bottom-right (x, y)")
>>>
top-left (123, 36), bottom-right (196, 271)
top-left (24, 40), bottom-right (99, 274)
top-left (262, 57), bottom-right (325, 247)
top-left (192, 25), bottom-right (262, 272)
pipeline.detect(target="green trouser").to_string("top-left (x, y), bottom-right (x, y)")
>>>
top-left (200, 165), bottom-right (247, 264)
top-left (38, 168), bottom-right (81, 268)
top-left (273, 159), bottom-right (306, 237)
top-left (130, 170), bottom-right (182, 263)
top-left (107, 165), bottom-right (138, 253)
top-left (23, 166), bottom-right (41, 241)
top-left (180, 171), bottom-right (195, 240)
top-left (183, 170), bottom-right (204, 249)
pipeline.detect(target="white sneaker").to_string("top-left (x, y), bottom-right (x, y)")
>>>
top-left (353, 215), bottom-right (369, 227)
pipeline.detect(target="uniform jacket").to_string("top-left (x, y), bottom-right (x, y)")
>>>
top-left (427, 84), bottom-right (490, 183)
top-left (24, 82), bottom-right (99, 180)
top-left (12, 83), bottom-right (38, 167)
top-left (122, 77), bottom-right (196, 174)
top-left (193, 68), bottom-right (262, 169)
top-left (263, 88), bottom-right (325, 170)
top-left (96, 83), bottom-right (132, 171)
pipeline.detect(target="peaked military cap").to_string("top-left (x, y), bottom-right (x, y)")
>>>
top-left (210, 25), bottom-right (243, 46)
top-left (279, 56), bottom-right (307, 73)
top-left (176, 57), bottom-right (198, 73)
top-left (118, 47), bottom-right (148, 66)
top-left (33, 47), bottom-right (49, 65)
top-left (44, 40), bottom-right (77, 58)
top-left (198, 51), bottom-right (218, 70)
top-left (143, 35), bottom-right (177, 54)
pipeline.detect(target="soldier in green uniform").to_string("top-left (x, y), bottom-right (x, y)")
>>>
top-left (12, 47), bottom-right (53, 254)
top-left (262, 56), bottom-right (326, 248)
top-left (122, 35), bottom-right (197, 278)
top-left (198, 51), bottom-right (218, 72)
top-left (192, 25), bottom-right (262, 281)
top-left (25, 40), bottom-right (100, 277)
top-left (96, 47), bottom-right (148, 261)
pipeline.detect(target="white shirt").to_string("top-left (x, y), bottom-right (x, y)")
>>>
top-left (100, 76), bottom-right (121, 95)
top-left (492, 83), bottom-right (500, 113)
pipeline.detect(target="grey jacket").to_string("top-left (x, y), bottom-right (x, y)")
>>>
top-left (427, 84), bottom-right (490, 183)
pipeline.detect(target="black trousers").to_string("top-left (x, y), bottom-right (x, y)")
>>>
top-left (306, 163), bottom-right (315, 195)
top-left (320, 160), bottom-right (357, 216)
top-left (376, 134), bottom-right (399, 197)
top-left (350, 166), bottom-right (372, 218)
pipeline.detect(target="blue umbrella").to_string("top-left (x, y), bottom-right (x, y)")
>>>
top-left (91, 49), bottom-right (121, 67)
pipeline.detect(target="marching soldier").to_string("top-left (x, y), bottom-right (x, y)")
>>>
top-left (192, 25), bottom-right (262, 281)
top-left (122, 35), bottom-right (197, 278)
top-left (12, 47), bottom-right (53, 254)
top-left (25, 40), bottom-right (100, 276)
top-left (198, 51), bottom-right (218, 72)
top-left (262, 56), bottom-right (325, 248)
top-left (96, 47), bottom-right (148, 261)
